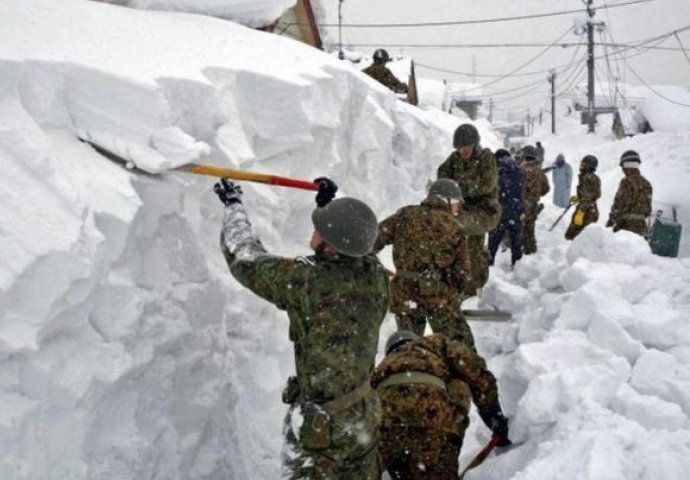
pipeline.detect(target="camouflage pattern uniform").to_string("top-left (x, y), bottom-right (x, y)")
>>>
top-left (437, 149), bottom-right (501, 294)
top-left (521, 160), bottom-right (550, 254)
top-left (607, 170), bottom-right (653, 237)
top-left (374, 199), bottom-right (473, 347)
top-left (362, 64), bottom-right (408, 94)
top-left (565, 171), bottom-right (601, 240)
top-left (371, 334), bottom-right (505, 479)
top-left (221, 204), bottom-right (390, 480)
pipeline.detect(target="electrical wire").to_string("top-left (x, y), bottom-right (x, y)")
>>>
top-left (675, 32), bottom-right (690, 64)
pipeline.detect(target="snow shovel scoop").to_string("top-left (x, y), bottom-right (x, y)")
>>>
top-left (81, 136), bottom-right (319, 191)
top-left (459, 435), bottom-right (523, 479)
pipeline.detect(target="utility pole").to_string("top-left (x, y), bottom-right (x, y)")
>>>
top-left (549, 69), bottom-right (556, 134)
top-left (586, 0), bottom-right (595, 133)
top-left (526, 109), bottom-right (531, 136)
top-left (489, 98), bottom-right (494, 123)
top-left (338, 0), bottom-right (344, 60)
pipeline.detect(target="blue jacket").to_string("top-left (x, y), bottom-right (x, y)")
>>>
top-left (551, 162), bottom-right (573, 208)
top-left (497, 156), bottom-right (524, 222)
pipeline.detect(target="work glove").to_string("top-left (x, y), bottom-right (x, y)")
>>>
top-left (314, 176), bottom-right (338, 207)
top-left (605, 219), bottom-right (614, 228)
top-left (486, 406), bottom-right (512, 447)
top-left (569, 195), bottom-right (578, 205)
top-left (214, 178), bottom-right (243, 206)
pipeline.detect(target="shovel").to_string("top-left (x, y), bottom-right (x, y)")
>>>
top-left (83, 138), bottom-right (319, 191)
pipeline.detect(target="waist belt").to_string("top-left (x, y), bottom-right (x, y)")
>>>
top-left (321, 380), bottom-right (372, 415)
top-left (622, 214), bottom-right (647, 221)
top-left (377, 371), bottom-right (447, 391)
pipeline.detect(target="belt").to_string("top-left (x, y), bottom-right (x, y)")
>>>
top-left (377, 371), bottom-right (447, 391)
top-left (321, 380), bottom-right (372, 415)
top-left (622, 214), bottom-right (647, 220)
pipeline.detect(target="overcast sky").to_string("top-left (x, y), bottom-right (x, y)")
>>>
top-left (332, 0), bottom-right (690, 121)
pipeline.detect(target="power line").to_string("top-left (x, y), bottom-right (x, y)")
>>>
top-left (317, 0), bottom-right (654, 29)
top-left (344, 42), bottom-right (686, 51)
top-left (675, 32), bottom-right (690, 64)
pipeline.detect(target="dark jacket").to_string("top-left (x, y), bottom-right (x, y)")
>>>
top-left (497, 156), bottom-right (525, 222)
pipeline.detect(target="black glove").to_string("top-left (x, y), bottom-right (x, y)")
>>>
top-left (314, 176), bottom-right (338, 208)
top-left (481, 198), bottom-right (500, 215)
top-left (486, 406), bottom-right (511, 447)
top-left (606, 219), bottom-right (614, 228)
top-left (214, 178), bottom-right (243, 206)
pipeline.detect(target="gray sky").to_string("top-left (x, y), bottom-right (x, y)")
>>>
top-left (332, 0), bottom-right (690, 121)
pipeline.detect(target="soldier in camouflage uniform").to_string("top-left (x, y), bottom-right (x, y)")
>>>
top-left (215, 178), bottom-right (390, 479)
top-left (565, 155), bottom-right (601, 240)
top-left (437, 124), bottom-right (501, 295)
top-left (521, 145), bottom-right (550, 254)
top-left (371, 331), bottom-right (510, 479)
top-left (362, 49), bottom-right (409, 94)
top-left (606, 150), bottom-right (653, 237)
top-left (373, 179), bottom-right (474, 347)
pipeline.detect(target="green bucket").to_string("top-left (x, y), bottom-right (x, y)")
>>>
top-left (649, 214), bottom-right (682, 258)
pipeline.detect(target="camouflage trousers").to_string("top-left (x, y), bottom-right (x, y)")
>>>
top-left (466, 234), bottom-right (489, 295)
top-left (396, 309), bottom-right (475, 350)
top-left (565, 205), bottom-right (599, 240)
top-left (380, 426), bottom-right (464, 480)
top-left (522, 212), bottom-right (538, 255)
top-left (282, 398), bottom-right (381, 480)
top-left (614, 219), bottom-right (649, 238)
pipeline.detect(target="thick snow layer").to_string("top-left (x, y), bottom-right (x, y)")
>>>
top-left (3, 0), bottom-right (690, 479)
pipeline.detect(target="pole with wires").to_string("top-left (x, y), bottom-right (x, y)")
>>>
top-left (338, 0), bottom-right (345, 60)
top-left (586, 0), bottom-right (596, 133)
top-left (549, 69), bottom-right (556, 134)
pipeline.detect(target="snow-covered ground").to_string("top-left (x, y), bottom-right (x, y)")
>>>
top-left (1, 1), bottom-right (690, 479)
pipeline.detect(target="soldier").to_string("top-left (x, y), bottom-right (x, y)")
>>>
top-left (488, 149), bottom-right (525, 266)
top-left (437, 124), bottom-right (501, 296)
top-left (215, 177), bottom-right (389, 479)
top-left (373, 179), bottom-right (474, 347)
top-left (362, 48), bottom-right (408, 94)
top-left (606, 150), bottom-right (653, 237)
top-left (521, 145), bottom-right (550, 255)
top-left (565, 155), bottom-right (601, 240)
top-left (372, 331), bottom-right (511, 479)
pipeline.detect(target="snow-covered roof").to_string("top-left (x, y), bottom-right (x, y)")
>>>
top-left (446, 82), bottom-right (483, 102)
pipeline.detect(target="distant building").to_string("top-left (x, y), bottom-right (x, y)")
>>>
top-left (444, 82), bottom-right (483, 120)
top-left (271, 0), bottom-right (323, 50)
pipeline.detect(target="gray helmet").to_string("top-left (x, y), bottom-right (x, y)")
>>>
top-left (581, 155), bottom-right (598, 171)
top-left (521, 145), bottom-right (538, 161)
top-left (373, 48), bottom-right (390, 64)
top-left (312, 197), bottom-right (378, 257)
top-left (453, 124), bottom-right (480, 148)
top-left (428, 179), bottom-right (464, 204)
top-left (620, 150), bottom-right (641, 166)
top-left (385, 330), bottom-right (420, 354)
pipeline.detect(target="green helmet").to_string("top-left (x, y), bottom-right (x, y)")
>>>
top-left (521, 145), bottom-right (538, 161)
top-left (373, 48), bottom-right (390, 64)
top-left (427, 179), bottom-right (464, 205)
top-left (581, 155), bottom-right (598, 171)
top-left (311, 198), bottom-right (378, 257)
top-left (453, 124), bottom-right (480, 148)
top-left (385, 330), bottom-right (420, 354)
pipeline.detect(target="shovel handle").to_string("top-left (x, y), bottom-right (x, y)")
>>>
top-left (182, 164), bottom-right (319, 191)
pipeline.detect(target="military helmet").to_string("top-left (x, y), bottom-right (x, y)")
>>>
top-left (428, 179), bottom-right (464, 205)
top-left (453, 124), bottom-right (480, 148)
top-left (581, 154), bottom-right (599, 171)
top-left (311, 197), bottom-right (378, 257)
top-left (373, 48), bottom-right (390, 64)
top-left (620, 150), bottom-right (641, 166)
top-left (495, 148), bottom-right (511, 160)
top-left (521, 145), bottom-right (538, 161)
top-left (385, 330), bottom-right (420, 354)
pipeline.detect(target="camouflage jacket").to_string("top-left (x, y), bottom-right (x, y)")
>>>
top-left (362, 64), bottom-right (408, 93)
top-left (437, 148), bottom-right (499, 208)
top-left (522, 161), bottom-right (550, 214)
top-left (371, 334), bottom-right (501, 435)
top-left (576, 171), bottom-right (601, 211)
top-left (221, 203), bottom-right (390, 405)
top-left (373, 201), bottom-right (470, 312)
top-left (608, 170), bottom-right (652, 226)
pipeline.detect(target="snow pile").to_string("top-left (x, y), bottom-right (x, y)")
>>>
top-left (471, 225), bottom-right (690, 480)
top-left (91, 0), bottom-right (296, 28)
top-left (638, 85), bottom-right (690, 132)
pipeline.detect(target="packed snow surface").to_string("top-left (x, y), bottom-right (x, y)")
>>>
top-left (2, 0), bottom-right (690, 479)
